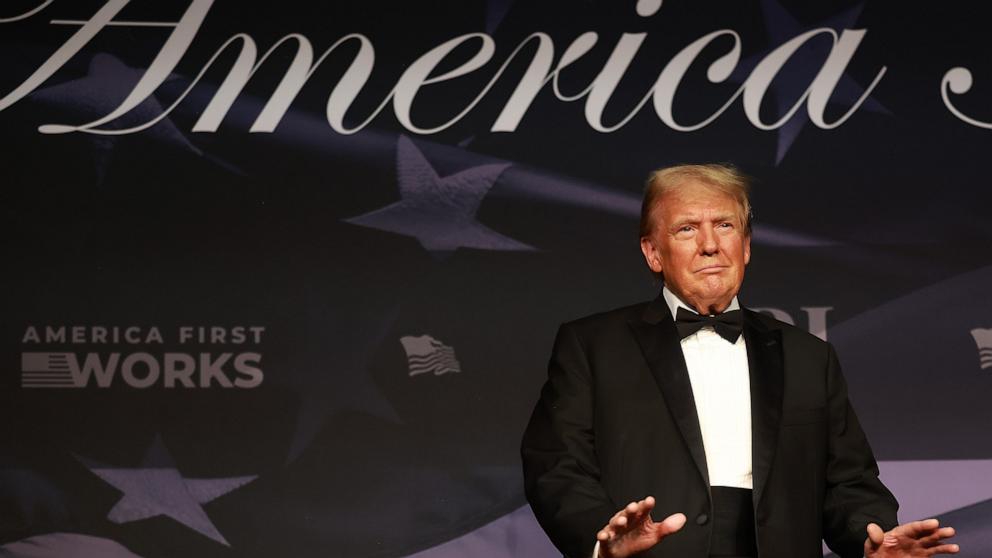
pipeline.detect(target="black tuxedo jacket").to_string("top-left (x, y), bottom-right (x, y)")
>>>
top-left (521, 297), bottom-right (897, 558)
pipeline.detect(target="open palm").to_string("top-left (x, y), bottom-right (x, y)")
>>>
top-left (597, 496), bottom-right (686, 558)
top-left (864, 519), bottom-right (959, 558)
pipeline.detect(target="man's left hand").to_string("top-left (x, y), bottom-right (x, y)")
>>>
top-left (864, 518), bottom-right (959, 557)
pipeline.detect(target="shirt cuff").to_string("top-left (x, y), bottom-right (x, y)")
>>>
top-left (592, 540), bottom-right (601, 558)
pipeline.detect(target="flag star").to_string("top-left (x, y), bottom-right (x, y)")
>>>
top-left (78, 436), bottom-right (256, 546)
top-left (29, 53), bottom-right (203, 185)
top-left (729, 0), bottom-right (889, 164)
top-left (280, 305), bottom-right (401, 464)
top-left (345, 136), bottom-right (535, 255)
top-left (485, 0), bottom-right (515, 34)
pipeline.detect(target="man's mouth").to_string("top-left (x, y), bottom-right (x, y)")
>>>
top-left (696, 265), bottom-right (727, 274)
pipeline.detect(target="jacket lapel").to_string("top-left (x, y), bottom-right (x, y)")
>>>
top-left (628, 296), bottom-right (710, 488)
top-left (743, 309), bottom-right (784, 507)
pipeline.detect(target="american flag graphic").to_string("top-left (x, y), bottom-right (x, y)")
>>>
top-left (970, 328), bottom-right (992, 370)
top-left (21, 352), bottom-right (78, 388)
top-left (399, 335), bottom-right (461, 377)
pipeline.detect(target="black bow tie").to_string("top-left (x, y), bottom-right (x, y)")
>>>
top-left (675, 307), bottom-right (742, 343)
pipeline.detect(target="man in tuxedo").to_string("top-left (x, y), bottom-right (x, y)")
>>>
top-left (521, 164), bottom-right (959, 558)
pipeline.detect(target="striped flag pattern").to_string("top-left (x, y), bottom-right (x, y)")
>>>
top-left (399, 335), bottom-right (461, 377)
top-left (971, 328), bottom-right (992, 370)
top-left (21, 352), bottom-right (78, 388)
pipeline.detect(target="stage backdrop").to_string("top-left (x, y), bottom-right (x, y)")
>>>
top-left (2, 1), bottom-right (991, 556)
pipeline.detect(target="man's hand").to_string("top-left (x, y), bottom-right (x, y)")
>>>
top-left (864, 518), bottom-right (959, 557)
top-left (596, 496), bottom-right (686, 558)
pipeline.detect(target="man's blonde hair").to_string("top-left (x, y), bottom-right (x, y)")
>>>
top-left (639, 163), bottom-right (753, 238)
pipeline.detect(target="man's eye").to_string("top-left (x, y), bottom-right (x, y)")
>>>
top-left (717, 222), bottom-right (733, 229)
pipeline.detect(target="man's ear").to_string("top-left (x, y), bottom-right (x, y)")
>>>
top-left (743, 234), bottom-right (751, 266)
top-left (640, 237), bottom-right (663, 274)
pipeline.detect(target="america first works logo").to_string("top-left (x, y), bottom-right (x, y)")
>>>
top-left (20, 325), bottom-right (265, 388)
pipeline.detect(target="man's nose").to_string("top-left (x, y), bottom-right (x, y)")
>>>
top-left (698, 225), bottom-right (718, 255)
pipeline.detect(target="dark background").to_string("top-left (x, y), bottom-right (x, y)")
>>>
top-left (2, 1), bottom-right (991, 556)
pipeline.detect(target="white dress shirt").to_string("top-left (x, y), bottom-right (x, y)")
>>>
top-left (662, 287), bottom-right (752, 490)
top-left (592, 289), bottom-right (752, 558)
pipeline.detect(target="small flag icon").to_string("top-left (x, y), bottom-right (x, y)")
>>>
top-left (399, 335), bottom-right (461, 377)
top-left (21, 352), bottom-right (78, 388)
top-left (970, 328), bottom-right (992, 370)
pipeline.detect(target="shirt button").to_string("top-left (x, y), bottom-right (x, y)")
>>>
top-left (696, 513), bottom-right (709, 525)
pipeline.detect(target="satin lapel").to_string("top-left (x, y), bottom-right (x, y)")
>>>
top-left (628, 297), bottom-right (709, 488)
top-left (743, 309), bottom-right (784, 507)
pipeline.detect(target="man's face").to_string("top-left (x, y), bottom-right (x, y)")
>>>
top-left (639, 181), bottom-right (751, 315)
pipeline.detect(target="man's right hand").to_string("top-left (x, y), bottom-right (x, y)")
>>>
top-left (596, 496), bottom-right (686, 558)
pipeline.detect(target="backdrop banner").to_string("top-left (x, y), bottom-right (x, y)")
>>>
top-left (2, 1), bottom-right (991, 557)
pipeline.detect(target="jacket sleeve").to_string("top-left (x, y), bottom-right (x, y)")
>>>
top-left (521, 322), bottom-right (618, 558)
top-left (822, 343), bottom-right (899, 558)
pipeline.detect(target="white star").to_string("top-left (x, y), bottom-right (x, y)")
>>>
top-left (29, 53), bottom-right (213, 185)
top-left (485, 0), bottom-right (515, 34)
top-left (729, 0), bottom-right (889, 164)
top-left (31, 52), bottom-right (200, 143)
top-left (275, 301), bottom-right (401, 465)
top-left (78, 436), bottom-right (256, 546)
top-left (345, 136), bottom-right (534, 255)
